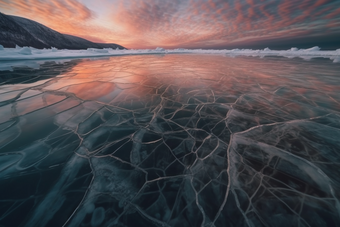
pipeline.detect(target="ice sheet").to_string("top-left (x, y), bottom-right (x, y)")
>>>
top-left (0, 55), bottom-right (340, 226)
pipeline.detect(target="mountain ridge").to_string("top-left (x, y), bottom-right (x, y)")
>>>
top-left (0, 12), bottom-right (125, 50)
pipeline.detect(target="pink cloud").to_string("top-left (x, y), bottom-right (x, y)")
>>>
top-left (108, 0), bottom-right (340, 48)
top-left (1, 0), bottom-right (340, 48)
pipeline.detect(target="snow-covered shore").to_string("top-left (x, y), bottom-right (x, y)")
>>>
top-left (1, 45), bottom-right (339, 71)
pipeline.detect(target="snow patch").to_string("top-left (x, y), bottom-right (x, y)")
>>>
top-left (0, 45), bottom-right (4, 50)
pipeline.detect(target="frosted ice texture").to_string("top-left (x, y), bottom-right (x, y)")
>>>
top-left (0, 55), bottom-right (340, 227)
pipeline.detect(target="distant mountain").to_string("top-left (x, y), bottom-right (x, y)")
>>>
top-left (0, 12), bottom-right (125, 49)
top-left (0, 13), bottom-right (47, 48)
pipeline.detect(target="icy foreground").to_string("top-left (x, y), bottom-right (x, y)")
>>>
top-left (1, 55), bottom-right (340, 226)
top-left (0, 45), bottom-right (340, 71)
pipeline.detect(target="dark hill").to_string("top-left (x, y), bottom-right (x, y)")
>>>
top-left (0, 12), bottom-right (125, 49)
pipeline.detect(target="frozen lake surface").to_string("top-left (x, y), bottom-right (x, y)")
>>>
top-left (1, 54), bottom-right (340, 227)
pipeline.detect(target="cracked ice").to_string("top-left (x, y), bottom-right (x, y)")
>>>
top-left (0, 54), bottom-right (340, 227)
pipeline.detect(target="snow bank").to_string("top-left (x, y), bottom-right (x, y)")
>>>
top-left (0, 45), bottom-right (339, 70)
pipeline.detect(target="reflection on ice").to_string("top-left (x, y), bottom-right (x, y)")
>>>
top-left (1, 55), bottom-right (340, 226)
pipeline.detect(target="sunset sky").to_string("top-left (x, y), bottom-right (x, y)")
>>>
top-left (1, 0), bottom-right (340, 49)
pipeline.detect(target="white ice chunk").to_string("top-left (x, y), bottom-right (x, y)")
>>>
top-left (87, 48), bottom-right (108, 53)
top-left (155, 47), bottom-right (165, 51)
top-left (18, 47), bottom-right (32, 55)
top-left (333, 56), bottom-right (340, 63)
top-left (303, 46), bottom-right (320, 52)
